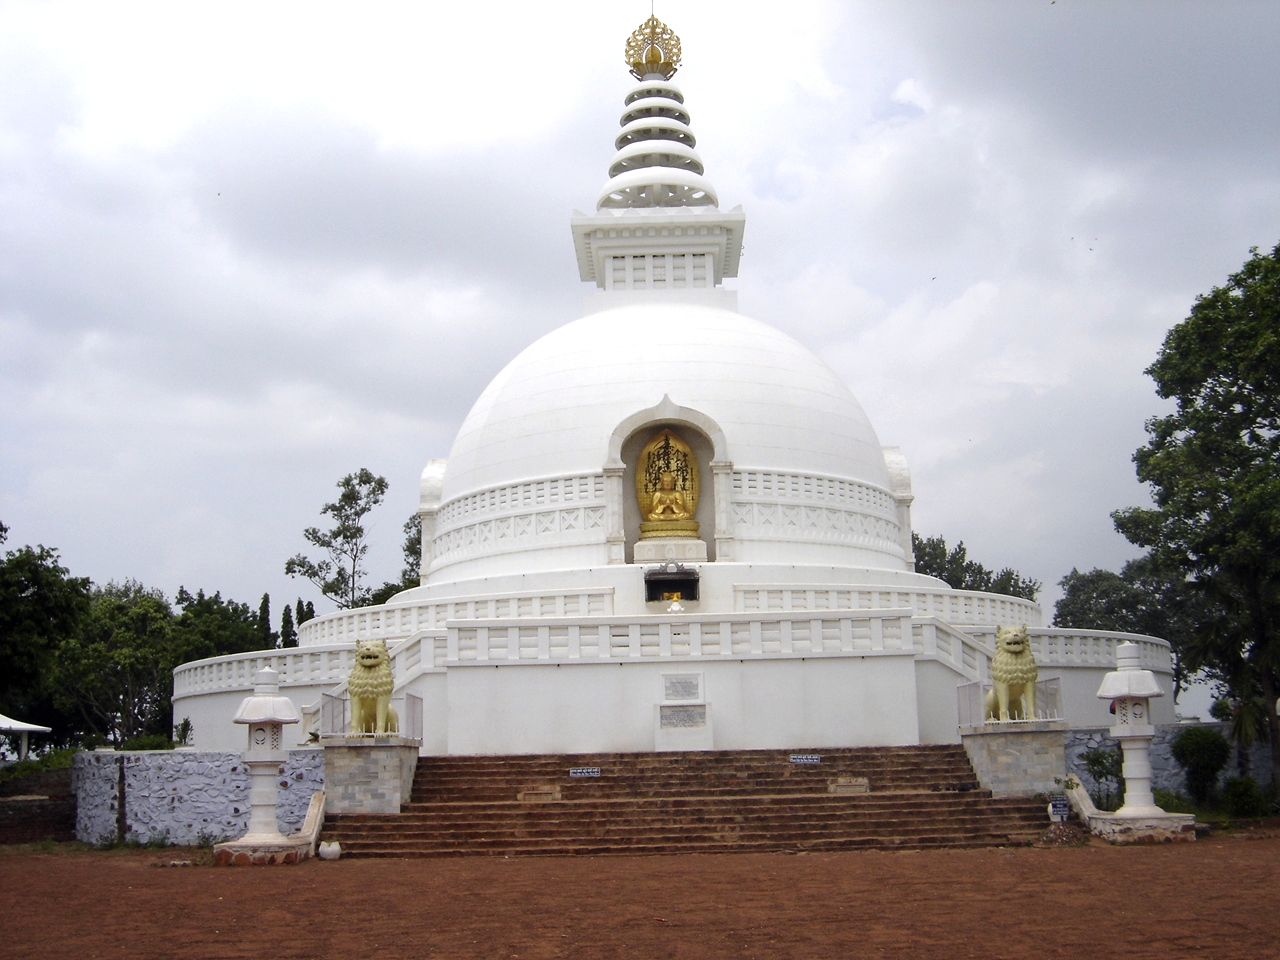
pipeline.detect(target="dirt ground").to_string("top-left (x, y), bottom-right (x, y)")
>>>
top-left (2, 831), bottom-right (1277, 960)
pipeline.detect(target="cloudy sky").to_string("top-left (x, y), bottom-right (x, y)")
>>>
top-left (2, 0), bottom-right (1277, 682)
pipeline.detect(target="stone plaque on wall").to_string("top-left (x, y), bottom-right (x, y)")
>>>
top-left (660, 704), bottom-right (707, 729)
top-left (663, 674), bottom-right (701, 701)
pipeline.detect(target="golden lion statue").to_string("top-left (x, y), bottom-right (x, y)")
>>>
top-left (348, 638), bottom-right (398, 735)
top-left (984, 624), bottom-right (1038, 721)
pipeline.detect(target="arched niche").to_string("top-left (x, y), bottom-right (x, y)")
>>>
top-left (604, 396), bottom-right (733, 564)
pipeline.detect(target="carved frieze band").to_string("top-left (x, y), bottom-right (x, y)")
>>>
top-left (729, 471), bottom-right (901, 549)
top-left (434, 505), bottom-right (609, 563)
top-left (730, 501), bottom-right (902, 548)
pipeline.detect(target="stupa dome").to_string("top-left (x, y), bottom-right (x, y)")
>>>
top-left (444, 303), bottom-right (891, 500)
top-left (427, 300), bottom-right (909, 581)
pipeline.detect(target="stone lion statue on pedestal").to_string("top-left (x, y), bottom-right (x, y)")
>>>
top-left (984, 624), bottom-right (1038, 722)
top-left (348, 638), bottom-right (398, 735)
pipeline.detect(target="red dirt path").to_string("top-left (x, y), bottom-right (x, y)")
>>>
top-left (3, 833), bottom-right (1277, 960)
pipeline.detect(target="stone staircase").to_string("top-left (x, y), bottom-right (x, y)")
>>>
top-left (323, 745), bottom-right (1050, 858)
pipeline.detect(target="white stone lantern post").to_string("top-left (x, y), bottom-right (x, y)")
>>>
top-left (232, 667), bottom-right (299, 841)
top-left (214, 667), bottom-right (310, 864)
top-left (1077, 642), bottom-right (1195, 843)
top-left (1095, 642), bottom-right (1166, 816)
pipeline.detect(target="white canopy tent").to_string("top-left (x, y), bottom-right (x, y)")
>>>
top-left (0, 713), bottom-right (52, 761)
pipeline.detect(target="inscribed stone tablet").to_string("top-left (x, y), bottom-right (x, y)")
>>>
top-left (664, 674), bottom-right (701, 701)
top-left (660, 704), bottom-right (707, 728)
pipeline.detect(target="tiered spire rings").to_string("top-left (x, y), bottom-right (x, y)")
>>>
top-left (597, 17), bottom-right (717, 209)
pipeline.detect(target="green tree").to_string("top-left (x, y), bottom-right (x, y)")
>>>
top-left (1171, 726), bottom-right (1232, 807)
top-left (0, 529), bottom-right (91, 747)
top-left (171, 587), bottom-right (263, 664)
top-left (256, 593), bottom-right (277, 649)
top-left (295, 598), bottom-right (315, 624)
top-left (53, 581), bottom-right (177, 745)
top-left (285, 468), bottom-right (389, 608)
top-left (368, 512), bottom-right (424, 606)
top-left (279, 603), bottom-right (297, 648)
top-left (1113, 242), bottom-right (1280, 786)
top-left (1053, 556), bottom-right (1211, 701)
top-left (911, 533), bottom-right (1040, 601)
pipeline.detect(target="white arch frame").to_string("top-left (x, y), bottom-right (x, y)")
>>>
top-left (603, 395), bottom-right (734, 563)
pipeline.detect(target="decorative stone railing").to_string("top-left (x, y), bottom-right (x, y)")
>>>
top-left (442, 609), bottom-right (993, 681)
top-left (176, 619), bottom-right (1171, 702)
top-left (296, 588), bottom-right (616, 646)
top-left (735, 584), bottom-right (1041, 628)
top-left (172, 644), bottom-right (359, 698)
top-left (962, 626), bottom-right (1170, 671)
top-left (294, 583), bottom-right (1042, 650)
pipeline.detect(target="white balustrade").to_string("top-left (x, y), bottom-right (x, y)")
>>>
top-left (734, 584), bottom-right (1041, 628)
top-left (296, 588), bottom-right (616, 646)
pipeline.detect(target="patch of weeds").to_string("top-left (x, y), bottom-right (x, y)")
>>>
top-left (0, 748), bottom-right (78, 786)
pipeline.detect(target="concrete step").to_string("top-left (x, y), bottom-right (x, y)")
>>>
top-left (321, 745), bottom-right (1048, 858)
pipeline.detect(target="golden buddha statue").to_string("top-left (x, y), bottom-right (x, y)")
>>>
top-left (636, 430), bottom-right (699, 539)
top-left (648, 471), bottom-right (692, 520)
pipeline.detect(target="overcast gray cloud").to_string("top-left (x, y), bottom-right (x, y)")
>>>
top-left (2, 0), bottom-right (1278, 696)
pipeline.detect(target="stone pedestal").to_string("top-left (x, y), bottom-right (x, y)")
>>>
top-left (634, 537), bottom-right (707, 562)
top-left (1087, 811), bottom-right (1196, 844)
top-left (961, 721), bottom-right (1067, 797)
top-left (322, 737), bottom-right (421, 814)
top-left (214, 835), bottom-right (312, 866)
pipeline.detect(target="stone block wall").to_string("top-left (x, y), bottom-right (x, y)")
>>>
top-left (1065, 722), bottom-right (1273, 798)
top-left (323, 740), bottom-right (419, 814)
top-left (961, 725), bottom-right (1067, 798)
top-left (73, 748), bottom-right (323, 846)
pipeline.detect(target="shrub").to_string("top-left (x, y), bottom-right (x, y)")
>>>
top-left (1171, 726), bottom-right (1231, 806)
top-left (1080, 746), bottom-right (1124, 810)
top-left (0, 747), bottom-right (78, 785)
top-left (1153, 789), bottom-right (1195, 814)
top-left (1222, 777), bottom-right (1267, 818)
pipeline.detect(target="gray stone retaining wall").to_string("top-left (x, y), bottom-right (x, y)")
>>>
top-left (961, 725), bottom-right (1067, 798)
top-left (72, 748), bottom-right (323, 846)
top-left (323, 740), bottom-right (419, 814)
top-left (1065, 722), bottom-right (1272, 797)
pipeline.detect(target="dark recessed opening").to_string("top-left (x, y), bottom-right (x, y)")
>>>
top-left (645, 563), bottom-right (700, 602)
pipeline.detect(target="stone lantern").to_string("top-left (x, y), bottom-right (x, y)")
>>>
top-left (1082, 641), bottom-right (1194, 842)
top-left (214, 666), bottom-right (308, 865)
top-left (1096, 641), bottom-right (1164, 816)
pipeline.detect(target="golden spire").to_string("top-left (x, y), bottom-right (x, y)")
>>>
top-left (625, 15), bottom-right (682, 80)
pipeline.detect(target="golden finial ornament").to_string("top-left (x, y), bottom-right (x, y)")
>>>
top-left (626, 16), bottom-right (682, 80)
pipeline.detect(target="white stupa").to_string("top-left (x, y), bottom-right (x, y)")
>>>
top-left (173, 18), bottom-right (1175, 753)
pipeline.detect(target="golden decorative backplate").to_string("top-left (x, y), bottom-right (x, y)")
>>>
top-left (626, 16), bottom-right (682, 80)
top-left (636, 428), bottom-right (699, 520)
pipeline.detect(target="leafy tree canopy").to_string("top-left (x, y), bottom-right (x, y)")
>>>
top-left (285, 468), bottom-right (389, 608)
top-left (172, 586), bottom-right (263, 662)
top-left (279, 602), bottom-right (297, 648)
top-left (1113, 242), bottom-right (1280, 784)
top-left (911, 533), bottom-right (1040, 601)
top-left (0, 533), bottom-right (91, 745)
top-left (1053, 556), bottom-right (1214, 700)
top-left (368, 512), bottom-right (424, 606)
top-left (54, 581), bottom-right (177, 745)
